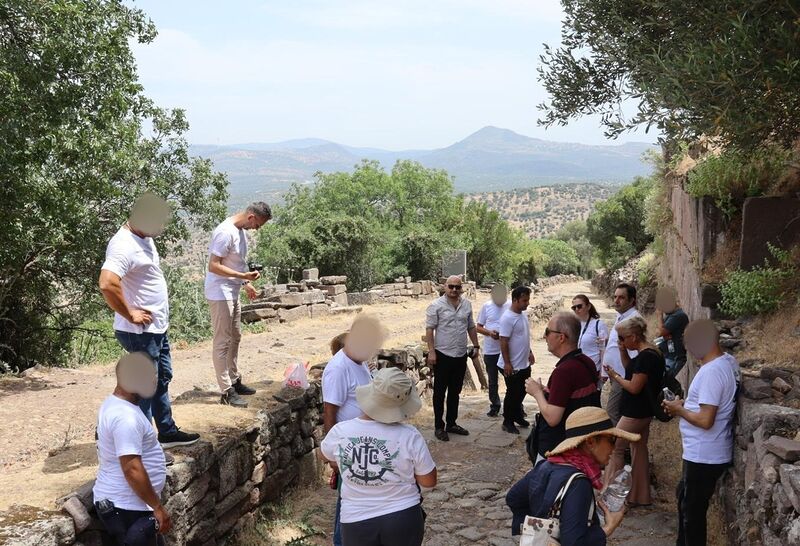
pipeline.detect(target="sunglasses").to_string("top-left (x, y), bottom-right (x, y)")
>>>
top-left (570, 304), bottom-right (584, 311)
top-left (447, 284), bottom-right (463, 290)
top-left (544, 328), bottom-right (564, 337)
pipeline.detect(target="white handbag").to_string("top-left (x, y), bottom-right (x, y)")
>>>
top-left (519, 472), bottom-right (594, 546)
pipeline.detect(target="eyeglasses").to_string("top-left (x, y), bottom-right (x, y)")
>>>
top-left (570, 304), bottom-right (584, 311)
top-left (447, 284), bottom-right (463, 290)
top-left (544, 328), bottom-right (564, 337)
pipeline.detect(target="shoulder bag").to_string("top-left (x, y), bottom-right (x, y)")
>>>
top-left (520, 472), bottom-right (594, 546)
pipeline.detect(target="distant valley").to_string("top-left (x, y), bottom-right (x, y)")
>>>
top-left (189, 126), bottom-right (656, 208)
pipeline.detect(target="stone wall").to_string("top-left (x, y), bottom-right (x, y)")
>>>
top-left (1, 385), bottom-right (326, 546)
top-left (531, 274), bottom-right (583, 292)
top-left (348, 278), bottom-right (459, 306)
top-left (724, 369), bottom-right (800, 545)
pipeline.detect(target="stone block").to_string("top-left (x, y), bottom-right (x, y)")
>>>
top-left (409, 282), bottom-right (423, 295)
top-left (241, 307), bottom-right (278, 324)
top-left (291, 435), bottom-right (306, 457)
top-left (268, 404), bottom-right (292, 426)
top-left (214, 481), bottom-right (253, 518)
top-left (186, 492), bottom-right (215, 528)
top-left (765, 436), bottom-right (800, 462)
top-left (278, 305), bottom-right (310, 322)
top-left (327, 293), bottom-right (349, 306)
top-left (218, 444), bottom-right (253, 497)
top-left (741, 377), bottom-right (773, 400)
top-left (297, 448), bottom-right (323, 486)
top-left (329, 305), bottom-right (362, 315)
top-left (774, 483), bottom-right (794, 514)
top-left (773, 377), bottom-right (793, 394)
top-left (185, 518), bottom-right (216, 546)
top-left (251, 461), bottom-right (267, 485)
top-left (347, 292), bottom-right (380, 306)
top-left (739, 196), bottom-right (800, 270)
top-left (273, 387), bottom-right (307, 410)
top-left (259, 463), bottom-right (300, 503)
top-left (301, 290), bottom-right (326, 304)
top-left (0, 507), bottom-right (77, 546)
top-left (183, 473), bottom-right (212, 509)
top-left (320, 275), bottom-right (347, 285)
top-left (62, 496), bottom-right (91, 534)
top-left (271, 292), bottom-right (304, 306)
top-left (310, 303), bottom-right (329, 318)
top-left (760, 367), bottom-right (794, 383)
top-left (738, 403), bottom-right (800, 445)
top-left (321, 284), bottom-right (347, 296)
top-left (778, 464), bottom-right (800, 512)
top-left (302, 268), bottom-right (319, 281)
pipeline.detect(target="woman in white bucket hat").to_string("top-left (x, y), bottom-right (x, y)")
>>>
top-left (321, 367), bottom-right (437, 546)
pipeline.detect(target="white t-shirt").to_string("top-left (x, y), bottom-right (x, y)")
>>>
top-left (497, 309), bottom-right (531, 371)
top-left (101, 228), bottom-right (169, 334)
top-left (93, 395), bottom-right (166, 511)
top-left (320, 418), bottom-right (436, 523)
top-left (322, 350), bottom-right (372, 423)
top-left (477, 301), bottom-right (510, 355)
top-left (601, 307), bottom-right (640, 378)
top-left (680, 353), bottom-right (739, 464)
top-left (578, 318), bottom-right (610, 371)
top-left (204, 218), bottom-right (248, 301)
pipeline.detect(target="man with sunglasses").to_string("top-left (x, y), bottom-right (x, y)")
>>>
top-left (425, 275), bottom-right (480, 441)
top-left (525, 312), bottom-right (601, 461)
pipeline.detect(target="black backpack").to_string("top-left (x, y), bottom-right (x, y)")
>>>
top-left (646, 350), bottom-right (684, 422)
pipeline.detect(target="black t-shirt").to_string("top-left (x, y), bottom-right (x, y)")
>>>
top-left (658, 309), bottom-right (689, 360)
top-left (620, 348), bottom-right (666, 419)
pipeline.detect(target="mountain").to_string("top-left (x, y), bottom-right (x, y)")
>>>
top-left (189, 126), bottom-right (656, 206)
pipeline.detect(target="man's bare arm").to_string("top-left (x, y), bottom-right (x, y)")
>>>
top-left (323, 402), bottom-right (339, 434)
top-left (119, 455), bottom-right (171, 533)
top-left (98, 270), bottom-right (150, 325)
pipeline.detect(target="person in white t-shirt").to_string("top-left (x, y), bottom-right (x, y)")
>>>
top-left (204, 202), bottom-right (272, 408)
top-left (571, 294), bottom-right (609, 373)
top-left (498, 286), bottom-right (536, 435)
top-left (476, 284), bottom-right (511, 417)
top-left (662, 319), bottom-right (739, 546)
top-left (321, 367), bottom-right (437, 546)
top-left (322, 314), bottom-right (386, 546)
top-left (93, 352), bottom-right (171, 545)
top-left (99, 193), bottom-right (199, 450)
top-left (601, 283), bottom-right (640, 425)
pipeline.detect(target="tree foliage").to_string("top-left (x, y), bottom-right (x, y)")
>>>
top-left (586, 177), bottom-right (653, 269)
top-left (0, 1), bottom-right (228, 371)
top-left (538, 0), bottom-right (800, 150)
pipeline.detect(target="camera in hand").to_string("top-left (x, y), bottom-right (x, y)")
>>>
top-left (247, 262), bottom-right (264, 272)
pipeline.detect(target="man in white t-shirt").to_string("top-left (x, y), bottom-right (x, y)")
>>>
top-left (663, 319), bottom-right (739, 546)
top-left (601, 283), bottom-right (640, 425)
top-left (99, 193), bottom-right (199, 449)
top-left (204, 202), bottom-right (272, 408)
top-left (498, 286), bottom-right (536, 435)
top-left (93, 353), bottom-right (171, 545)
top-left (322, 314), bottom-right (385, 546)
top-left (476, 284), bottom-right (510, 417)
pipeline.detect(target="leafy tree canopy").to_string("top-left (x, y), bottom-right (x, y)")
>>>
top-left (0, 1), bottom-right (228, 370)
top-left (538, 0), bottom-right (800, 150)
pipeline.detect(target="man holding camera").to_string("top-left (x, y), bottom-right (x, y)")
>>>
top-left (205, 202), bottom-right (272, 408)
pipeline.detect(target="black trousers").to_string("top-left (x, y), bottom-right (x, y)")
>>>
top-left (341, 504), bottom-right (425, 546)
top-left (95, 503), bottom-right (164, 546)
top-left (502, 366), bottom-right (531, 425)
top-left (676, 459), bottom-right (728, 546)
top-left (432, 350), bottom-right (467, 430)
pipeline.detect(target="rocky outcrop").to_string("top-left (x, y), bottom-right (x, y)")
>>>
top-left (1, 385), bottom-right (326, 546)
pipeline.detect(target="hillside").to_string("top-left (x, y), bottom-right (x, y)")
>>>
top-left (189, 126), bottom-right (655, 207)
top-left (468, 183), bottom-right (616, 238)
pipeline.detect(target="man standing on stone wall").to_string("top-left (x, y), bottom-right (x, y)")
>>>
top-left (426, 275), bottom-right (480, 442)
top-left (601, 283), bottom-right (640, 425)
top-left (205, 202), bottom-right (272, 409)
top-left (99, 193), bottom-right (199, 450)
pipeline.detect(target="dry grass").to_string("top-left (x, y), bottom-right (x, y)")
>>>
top-left (736, 302), bottom-right (800, 370)
top-left (701, 234), bottom-right (741, 285)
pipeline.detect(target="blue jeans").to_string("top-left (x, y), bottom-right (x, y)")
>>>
top-left (114, 331), bottom-right (178, 436)
top-left (95, 503), bottom-right (165, 546)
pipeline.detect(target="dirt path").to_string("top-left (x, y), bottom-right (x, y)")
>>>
top-left (257, 282), bottom-right (679, 545)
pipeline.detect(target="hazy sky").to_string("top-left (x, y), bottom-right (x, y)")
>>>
top-left (130, 0), bottom-right (658, 149)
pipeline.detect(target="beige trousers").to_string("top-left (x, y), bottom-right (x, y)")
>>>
top-left (209, 299), bottom-right (242, 393)
top-left (604, 415), bottom-right (653, 506)
top-left (604, 380), bottom-right (624, 425)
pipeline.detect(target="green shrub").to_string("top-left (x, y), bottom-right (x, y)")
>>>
top-left (636, 251), bottom-right (657, 287)
top-left (719, 245), bottom-right (795, 316)
top-left (686, 146), bottom-right (790, 219)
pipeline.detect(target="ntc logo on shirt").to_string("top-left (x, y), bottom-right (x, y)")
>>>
top-left (338, 436), bottom-right (399, 486)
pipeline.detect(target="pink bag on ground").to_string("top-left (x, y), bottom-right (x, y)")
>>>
top-left (283, 362), bottom-right (310, 389)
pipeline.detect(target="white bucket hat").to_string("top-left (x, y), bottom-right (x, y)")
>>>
top-left (355, 367), bottom-right (422, 424)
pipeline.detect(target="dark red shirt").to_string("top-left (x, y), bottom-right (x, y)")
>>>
top-left (547, 349), bottom-right (599, 408)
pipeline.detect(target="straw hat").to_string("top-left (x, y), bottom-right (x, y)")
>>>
top-left (355, 367), bottom-right (422, 424)
top-left (546, 407), bottom-right (641, 456)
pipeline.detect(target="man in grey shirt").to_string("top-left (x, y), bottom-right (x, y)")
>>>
top-left (426, 275), bottom-right (480, 441)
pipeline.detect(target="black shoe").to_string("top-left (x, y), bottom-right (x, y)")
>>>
top-left (233, 378), bottom-right (256, 395)
top-left (502, 422), bottom-right (520, 435)
top-left (158, 428), bottom-right (200, 448)
top-left (221, 387), bottom-right (248, 408)
top-left (445, 424), bottom-right (470, 436)
top-left (487, 408), bottom-right (500, 417)
top-left (435, 428), bottom-right (450, 442)
top-left (515, 419), bottom-right (530, 428)
top-left (164, 452), bottom-right (175, 466)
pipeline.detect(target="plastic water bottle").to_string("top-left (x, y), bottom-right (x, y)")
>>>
top-left (602, 465), bottom-right (632, 512)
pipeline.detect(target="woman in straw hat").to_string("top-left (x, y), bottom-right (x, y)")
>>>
top-left (321, 367), bottom-right (437, 546)
top-left (506, 407), bottom-right (639, 545)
